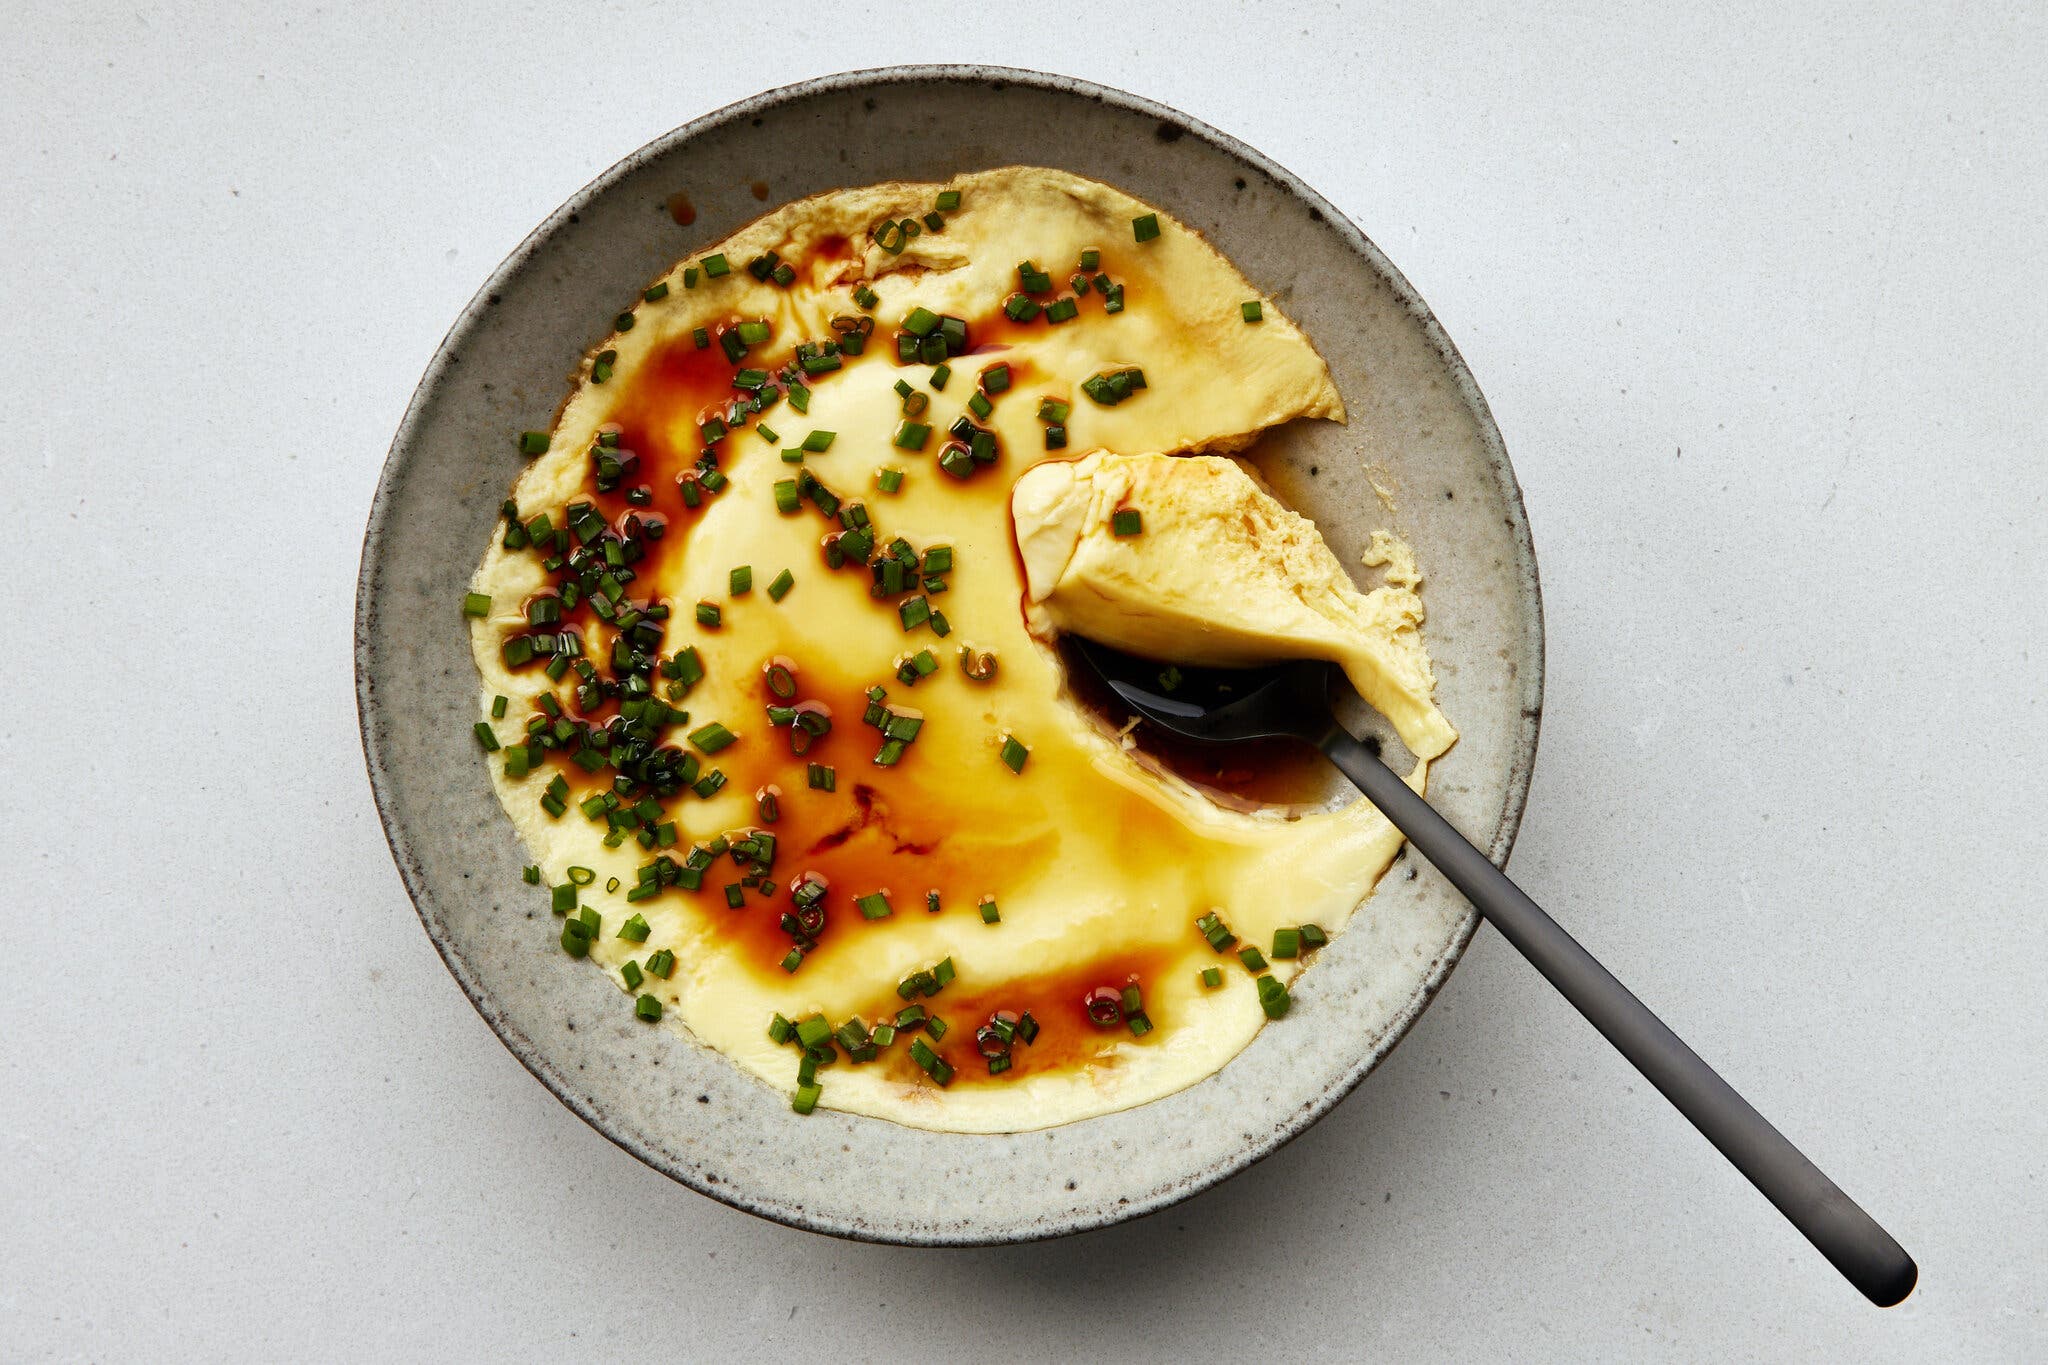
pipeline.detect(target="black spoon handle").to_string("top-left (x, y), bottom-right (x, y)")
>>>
top-left (1320, 726), bottom-right (1916, 1307)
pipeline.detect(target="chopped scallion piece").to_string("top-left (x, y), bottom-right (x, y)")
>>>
top-left (1241, 300), bottom-right (1264, 323)
top-left (935, 189), bottom-right (961, 211)
top-left (688, 721), bottom-right (736, 753)
top-left (644, 282), bottom-right (670, 302)
top-left (802, 429), bottom-right (836, 452)
top-left (1132, 213), bottom-right (1160, 242)
top-left (999, 735), bottom-right (1028, 773)
top-left (1201, 966), bottom-right (1224, 989)
top-left (619, 913), bottom-right (651, 942)
top-left (462, 591), bottom-right (492, 617)
top-left (701, 253), bottom-right (730, 277)
top-left (979, 897), bottom-right (1000, 925)
top-left (792, 1081), bottom-right (821, 1114)
top-left (1111, 509), bottom-right (1143, 537)
top-left (767, 568), bottom-right (795, 601)
top-left (1272, 927), bottom-right (1303, 959)
top-left (729, 565), bottom-right (753, 595)
top-left (695, 601), bottom-right (721, 628)
top-left (876, 467), bottom-right (904, 494)
top-left (1300, 923), bottom-right (1329, 949)
top-left (807, 763), bottom-right (835, 792)
top-left (1239, 946), bottom-right (1268, 974)
top-left (1256, 974), bottom-right (1291, 1019)
top-left (647, 948), bottom-right (676, 978)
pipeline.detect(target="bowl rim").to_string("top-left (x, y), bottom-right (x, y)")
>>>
top-left (355, 62), bottom-right (1545, 1244)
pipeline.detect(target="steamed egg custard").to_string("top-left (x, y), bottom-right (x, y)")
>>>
top-left (467, 168), bottom-right (1455, 1133)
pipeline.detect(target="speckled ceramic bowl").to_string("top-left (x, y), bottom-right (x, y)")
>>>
top-left (355, 66), bottom-right (1543, 1243)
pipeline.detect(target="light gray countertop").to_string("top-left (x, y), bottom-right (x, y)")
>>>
top-left (6, 3), bottom-right (2042, 1359)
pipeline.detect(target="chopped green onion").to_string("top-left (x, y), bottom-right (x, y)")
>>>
top-left (929, 363), bottom-right (951, 390)
top-left (1272, 928), bottom-right (1303, 959)
top-left (472, 722), bottom-right (499, 751)
top-left (567, 866), bottom-right (596, 886)
top-left (622, 960), bottom-right (644, 990)
top-left (773, 478), bottom-right (801, 514)
top-left (792, 1081), bottom-right (821, 1114)
top-left (902, 306), bottom-right (940, 336)
top-left (967, 391), bottom-right (992, 420)
top-left (1256, 974), bottom-right (1291, 1019)
top-left (1036, 397), bottom-right (1070, 423)
top-left (936, 189), bottom-right (961, 211)
top-left (688, 722), bottom-right (736, 753)
top-left (767, 568), bottom-right (795, 601)
top-left (802, 429), bottom-right (836, 453)
top-left (999, 735), bottom-right (1028, 773)
top-left (684, 267), bottom-right (700, 288)
top-left (1045, 296), bottom-right (1078, 324)
top-left (1044, 424), bottom-right (1067, 450)
top-left (523, 864), bottom-right (541, 884)
top-left (876, 467), bottom-right (904, 494)
top-left (518, 431), bottom-right (549, 455)
top-left (729, 565), bottom-right (753, 595)
top-left (1079, 248), bottom-right (1100, 270)
top-left (695, 601), bottom-right (721, 628)
top-left (807, 763), bottom-right (835, 791)
top-left (1132, 213), bottom-right (1160, 242)
top-left (644, 282), bottom-right (670, 302)
top-left (1201, 966), bottom-right (1224, 989)
top-left (893, 420), bottom-right (931, 450)
top-left (899, 596), bottom-right (930, 630)
top-left (561, 918), bottom-right (592, 957)
top-left (908, 1037), bottom-right (954, 1087)
top-left (1003, 294), bottom-right (1042, 322)
top-left (979, 362), bottom-right (1012, 394)
top-left (1017, 261), bottom-right (1052, 292)
top-left (701, 253), bottom-right (730, 277)
top-left (855, 891), bottom-right (893, 920)
top-left (1300, 923), bottom-right (1329, 949)
top-left (615, 311), bottom-right (635, 331)
top-left (979, 898), bottom-right (1000, 925)
top-left (647, 948), bottom-right (676, 978)
top-left (1241, 300), bottom-right (1264, 323)
top-left (853, 283), bottom-right (879, 309)
top-left (492, 695), bottom-right (508, 719)
top-left (619, 913), bottom-right (651, 942)
top-left (462, 591), bottom-right (492, 617)
top-left (1111, 509), bottom-right (1143, 537)
top-left (1239, 946), bottom-right (1268, 974)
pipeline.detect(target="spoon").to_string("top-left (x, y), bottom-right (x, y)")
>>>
top-left (1071, 638), bottom-right (1917, 1307)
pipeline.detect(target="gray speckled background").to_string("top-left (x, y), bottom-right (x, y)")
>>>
top-left (7, 1), bottom-right (2044, 1358)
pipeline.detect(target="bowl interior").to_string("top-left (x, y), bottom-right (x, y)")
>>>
top-left (356, 66), bottom-right (1542, 1244)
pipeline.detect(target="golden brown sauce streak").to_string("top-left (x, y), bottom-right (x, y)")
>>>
top-left (858, 941), bottom-right (1184, 1089)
